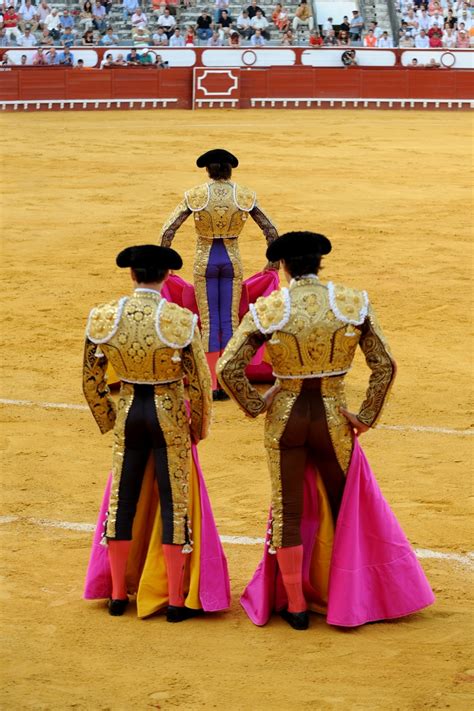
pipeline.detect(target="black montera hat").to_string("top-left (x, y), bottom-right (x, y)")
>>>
top-left (266, 231), bottom-right (332, 262)
top-left (116, 244), bottom-right (183, 270)
top-left (196, 149), bottom-right (239, 168)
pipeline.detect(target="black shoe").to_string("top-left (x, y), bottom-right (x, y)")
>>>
top-left (280, 609), bottom-right (309, 630)
top-left (218, 389), bottom-right (230, 401)
top-left (108, 597), bottom-right (129, 616)
top-left (212, 390), bottom-right (221, 401)
top-left (166, 605), bottom-right (203, 623)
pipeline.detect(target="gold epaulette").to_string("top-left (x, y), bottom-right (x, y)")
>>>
top-left (327, 282), bottom-right (369, 326)
top-left (157, 301), bottom-right (197, 349)
top-left (249, 288), bottom-right (290, 334)
top-left (234, 185), bottom-right (256, 212)
top-left (184, 184), bottom-right (209, 211)
top-left (86, 298), bottom-right (126, 344)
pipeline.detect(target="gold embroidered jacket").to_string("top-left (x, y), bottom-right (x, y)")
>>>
top-left (160, 180), bottom-right (279, 268)
top-left (217, 278), bottom-right (396, 428)
top-left (82, 288), bottom-right (212, 441)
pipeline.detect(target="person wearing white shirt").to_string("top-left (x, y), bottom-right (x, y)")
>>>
top-left (37, 1), bottom-right (50, 28)
top-left (17, 27), bottom-right (37, 46)
top-left (44, 9), bottom-right (61, 39)
top-left (250, 10), bottom-right (269, 39)
top-left (169, 28), bottom-right (185, 46)
top-left (442, 27), bottom-right (457, 46)
top-left (250, 27), bottom-right (265, 44)
top-left (131, 8), bottom-right (148, 29)
top-left (377, 32), bottom-right (393, 47)
top-left (368, 21), bottom-right (383, 39)
top-left (415, 29), bottom-right (430, 47)
top-left (18, 0), bottom-right (38, 32)
top-left (157, 9), bottom-right (176, 38)
top-left (429, 12), bottom-right (445, 27)
top-left (122, 0), bottom-right (139, 23)
top-left (322, 17), bottom-right (333, 36)
top-left (416, 10), bottom-right (430, 32)
top-left (237, 11), bottom-right (252, 39)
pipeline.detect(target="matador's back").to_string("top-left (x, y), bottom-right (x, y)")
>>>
top-left (184, 181), bottom-right (256, 239)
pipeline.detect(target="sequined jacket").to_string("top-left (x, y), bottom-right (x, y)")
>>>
top-left (83, 288), bottom-right (212, 441)
top-left (160, 180), bottom-right (279, 268)
top-left (217, 277), bottom-right (396, 427)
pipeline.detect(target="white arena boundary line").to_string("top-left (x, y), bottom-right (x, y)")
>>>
top-left (1, 515), bottom-right (473, 569)
top-left (1, 397), bottom-right (472, 437)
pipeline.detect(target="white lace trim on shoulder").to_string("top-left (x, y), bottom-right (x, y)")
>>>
top-left (233, 183), bottom-right (256, 212)
top-left (327, 282), bottom-right (369, 326)
top-left (86, 297), bottom-right (128, 345)
top-left (249, 287), bottom-right (291, 334)
top-left (185, 184), bottom-right (210, 212)
top-left (155, 299), bottom-right (198, 349)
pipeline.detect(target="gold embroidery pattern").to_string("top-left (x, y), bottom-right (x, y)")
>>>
top-left (187, 182), bottom-right (250, 239)
top-left (235, 184), bottom-right (256, 211)
top-left (185, 184), bottom-right (209, 211)
top-left (158, 302), bottom-right (196, 348)
top-left (160, 199), bottom-right (191, 247)
top-left (217, 313), bottom-right (267, 417)
top-left (223, 239), bottom-right (243, 336)
top-left (107, 383), bottom-right (134, 538)
top-left (330, 282), bottom-right (368, 324)
top-left (357, 307), bottom-right (396, 427)
top-left (321, 376), bottom-right (353, 474)
top-left (82, 339), bottom-right (116, 434)
top-left (153, 381), bottom-right (192, 544)
top-left (181, 330), bottom-right (212, 442)
top-left (193, 273), bottom-right (211, 352)
top-left (264, 384), bottom-right (302, 549)
top-left (87, 300), bottom-right (122, 343)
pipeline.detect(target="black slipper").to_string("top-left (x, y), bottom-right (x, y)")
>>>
top-left (166, 605), bottom-right (203, 623)
top-left (280, 609), bottom-right (309, 630)
top-left (108, 598), bottom-right (129, 616)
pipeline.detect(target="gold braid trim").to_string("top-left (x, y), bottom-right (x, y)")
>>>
top-left (357, 306), bottom-right (396, 427)
top-left (250, 203), bottom-right (279, 270)
top-left (82, 338), bottom-right (116, 434)
top-left (217, 312), bottom-right (268, 417)
top-left (160, 199), bottom-right (191, 247)
top-left (181, 329), bottom-right (212, 442)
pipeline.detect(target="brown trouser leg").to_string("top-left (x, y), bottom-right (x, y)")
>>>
top-left (279, 380), bottom-right (346, 548)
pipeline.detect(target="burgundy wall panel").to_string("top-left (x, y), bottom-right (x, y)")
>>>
top-left (66, 71), bottom-right (112, 99)
top-left (454, 70), bottom-right (474, 98)
top-left (266, 67), bottom-right (314, 98)
top-left (407, 71), bottom-right (457, 99)
top-left (240, 69), bottom-right (268, 101)
top-left (18, 68), bottom-right (67, 99)
top-left (111, 69), bottom-right (159, 99)
top-left (0, 69), bottom-right (19, 100)
top-left (158, 68), bottom-right (192, 106)
top-left (312, 69), bottom-right (361, 98)
top-left (360, 69), bottom-right (408, 98)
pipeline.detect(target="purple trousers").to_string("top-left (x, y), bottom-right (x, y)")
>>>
top-left (205, 240), bottom-right (238, 353)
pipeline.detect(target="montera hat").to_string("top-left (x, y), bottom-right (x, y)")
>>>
top-left (266, 231), bottom-right (332, 262)
top-left (196, 149), bottom-right (239, 168)
top-left (116, 244), bottom-right (183, 270)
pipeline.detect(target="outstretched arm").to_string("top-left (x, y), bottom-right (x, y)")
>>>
top-left (217, 312), bottom-right (269, 417)
top-left (160, 199), bottom-right (192, 248)
top-left (249, 202), bottom-right (280, 271)
top-left (82, 339), bottom-right (116, 434)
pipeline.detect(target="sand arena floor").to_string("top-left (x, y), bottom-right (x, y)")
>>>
top-left (1, 109), bottom-right (473, 710)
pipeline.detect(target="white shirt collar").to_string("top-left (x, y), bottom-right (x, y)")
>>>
top-left (289, 274), bottom-right (319, 288)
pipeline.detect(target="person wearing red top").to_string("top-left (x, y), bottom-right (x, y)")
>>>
top-left (3, 6), bottom-right (22, 41)
top-left (308, 30), bottom-right (323, 46)
top-left (363, 29), bottom-right (377, 47)
top-left (429, 31), bottom-right (443, 47)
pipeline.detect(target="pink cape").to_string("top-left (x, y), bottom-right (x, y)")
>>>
top-left (241, 440), bottom-right (435, 627)
top-left (83, 443), bottom-right (231, 614)
top-left (162, 271), bottom-right (279, 382)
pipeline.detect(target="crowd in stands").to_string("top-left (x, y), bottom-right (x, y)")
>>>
top-left (0, 0), bottom-right (473, 62)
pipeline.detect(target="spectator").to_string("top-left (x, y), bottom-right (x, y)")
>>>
top-left (44, 8), bottom-right (61, 41)
top-left (131, 6), bottom-right (148, 30)
top-left (83, 29), bottom-right (95, 45)
top-left (363, 28), bottom-right (377, 46)
top-left (250, 9), bottom-right (269, 39)
top-left (409, 57), bottom-right (420, 67)
top-left (38, 28), bottom-right (54, 46)
top-left (100, 51), bottom-right (114, 68)
top-left (46, 46), bottom-right (59, 64)
top-left (272, 4), bottom-right (290, 33)
top-left (75, 58), bottom-right (87, 68)
top-left (308, 30), bottom-right (323, 46)
top-left (417, 8), bottom-right (430, 33)
top-left (339, 15), bottom-right (350, 34)
top-left (152, 26), bottom-right (169, 45)
top-left (185, 25), bottom-right (196, 45)
top-left (442, 26), bottom-right (457, 47)
top-left (101, 0), bottom-right (113, 16)
top-left (122, 0), bottom-right (139, 23)
top-left (80, 1), bottom-right (94, 33)
top-left (126, 46), bottom-right (141, 63)
top-left (403, 8), bottom-right (418, 35)
top-left (214, 0), bottom-right (229, 24)
top-left (58, 46), bottom-right (74, 65)
top-left (32, 46), bottom-right (47, 64)
top-left (59, 8), bottom-right (75, 32)
top-left (337, 29), bottom-right (350, 45)
top-left (157, 7), bottom-right (176, 39)
top-left (321, 16), bottom-right (333, 36)
top-left (154, 53), bottom-right (168, 68)
top-left (18, 26), bottom-right (37, 46)
top-left (247, 0), bottom-right (265, 20)
top-left (133, 26), bottom-right (150, 45)
top-left (228, 29), bottom-right (240, 45)
top-left (368, 21), bottom-right (382, 40)
top-left (458, 10), bottom-right (471, 31)
top-left (169, 27), bottom-right (185, 46)
top-left (92, 0), bottom-right (107, 34)
top-left (60, 26), bottom-right (75, 48)
top-left (218, 9), bottom-right (233, 30)
top-left (377, 30), bottom-right (393, 47)
top-left (37, 1), bottom-right (51, 30)
top-left (207, 29), bottom-right (222, 45)
top-left (196, 8), bottom-right (213, 43)
top-left (138, 47), bottom-right (152, 63)
top-left (341, 47), bottom-right (357, 65)
top-left (292, 0), bottom-right (314, 34)
top-left (444, 9), bottom-right (458, 29)
top-left (399, 30), bottom-right (415, 47)
top-left (100, 26), bottom-right (119, 44)
top-left (20, 53), bottom-right (28, 65)
top-left (236, 9), bottom-right (251, 40)
top-left (250, 27), bottom-right (265, 45)
top-left (456, 28), bottom-right (469, 46)
top-left (429, 10), bottom-right (445, 28)
top-left (114, 53), bottom-right (127, 65)
top-left (429, 29), bottom-right (442, 46)
top-left (281, 29), bottom-right (294, 45)
top-left (349, 8), bottom-right (364, 44)
top-left (0, 28), bottom-right (11, 47)
top-left (415, 28), bottom-right (430, 46)
top-left (18, 0), bottom-right (38, 32)
top-left (4, 6), bottom-right (22, 42)
top-left (323, 29), bottom-right (337, 45)
top-left (426, 58), bottom-right (441, 67)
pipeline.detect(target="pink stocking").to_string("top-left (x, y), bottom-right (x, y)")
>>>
top-left (205, 352), bottom-right (220, 391)
top-left (108, 540), bottom-right (132, 600)
top-left (162, 544), bottom-right (187, 607)
top-left (276, 544), bottom-right (306, 613)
